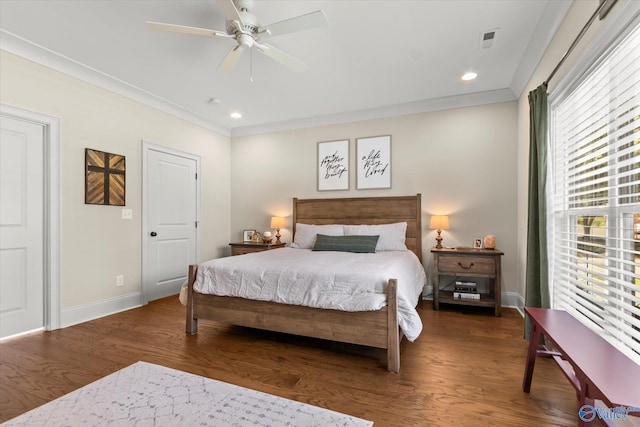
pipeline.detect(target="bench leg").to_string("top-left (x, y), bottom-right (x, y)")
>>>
top-left (576, 382), bottom-right (592, 427)
top-left (523, 322), bottom-right (541, 393)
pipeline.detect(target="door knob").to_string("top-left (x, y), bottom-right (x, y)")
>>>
top-left (150, 231), bottom-right (157, 237)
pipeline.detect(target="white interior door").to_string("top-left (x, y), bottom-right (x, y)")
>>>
top-left (0, 116), bottom-right (44, 338)
top-left (143, 144), bottom-right (199, 302)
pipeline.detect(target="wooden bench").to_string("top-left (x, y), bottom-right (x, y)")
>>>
top-left (523, 307), bottom-right (640, 427)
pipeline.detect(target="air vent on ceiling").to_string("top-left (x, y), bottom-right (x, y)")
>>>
top-left (479, 28), bottom-right (500, 50)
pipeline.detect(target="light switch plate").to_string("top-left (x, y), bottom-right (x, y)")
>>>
top-left (121, 209), bottom-right (133, 220)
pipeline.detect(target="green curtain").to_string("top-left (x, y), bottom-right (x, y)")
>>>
top-left (525, 83), bottom-right (550, 338)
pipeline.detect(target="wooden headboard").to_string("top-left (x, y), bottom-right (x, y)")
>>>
top-left (292, 194), bottom-right (422, 262)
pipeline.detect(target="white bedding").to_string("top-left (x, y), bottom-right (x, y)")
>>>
top-left (193, 247), bottom-right (426, 341)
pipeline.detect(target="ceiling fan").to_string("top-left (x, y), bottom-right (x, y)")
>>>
top-left (146, 0), bottom-right (328, 73)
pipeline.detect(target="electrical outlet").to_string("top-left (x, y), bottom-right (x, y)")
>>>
top-left (116, 275), bottom-right (124, 287)
top-left (121, 209), bottom-right (133, 220)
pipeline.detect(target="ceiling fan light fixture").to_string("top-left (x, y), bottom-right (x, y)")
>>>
top-left (237, 33), bottom-right (254, 49)
top-left (230, 112), bottom-right (242, 119)
top-left (461, 72), bottom-right (478, 81)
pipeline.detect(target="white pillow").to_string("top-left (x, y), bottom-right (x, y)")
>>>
top-left (291, 223), bottom-right (344, 249)
top-left (343, 222), bottom-right (408, 252)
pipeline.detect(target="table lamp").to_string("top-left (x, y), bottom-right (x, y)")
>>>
top-left (429, 215), bottom-right (450, 249)
top-left (270, 216), bottom-right (286, 244)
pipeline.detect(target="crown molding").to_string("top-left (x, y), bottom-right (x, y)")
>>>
top-left (0, 29), bottom-right (231, 137)
top-left (229, 88), bottom-right (517, 137)
top-left (509, 0), bottom-right (573, 98)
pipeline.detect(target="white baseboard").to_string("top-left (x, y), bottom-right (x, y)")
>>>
top-left (61, 292), bottom-right (142, 328)
top-left (422, 285), bottom-right (434, 299)
top-left (509, 292), bottom-right (526, 317)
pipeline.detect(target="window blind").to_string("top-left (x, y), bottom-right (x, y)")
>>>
top-left (549, 20), bottom-right (640, 364)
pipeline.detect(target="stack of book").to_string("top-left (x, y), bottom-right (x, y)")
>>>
top-left (454, 281), bottom-right (480, 300)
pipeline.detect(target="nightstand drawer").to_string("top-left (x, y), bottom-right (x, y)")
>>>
top-left (438, 255), bottom-right (496, 275)
top-left (229, 242), bottom-right (286, 256)
top-left (232, 247), bottom-right (262, 255)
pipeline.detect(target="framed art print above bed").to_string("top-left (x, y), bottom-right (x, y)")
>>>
top-left (356, 135), bottom-right (391, 189)
top-left (317, 139), bottom-right (349, 191)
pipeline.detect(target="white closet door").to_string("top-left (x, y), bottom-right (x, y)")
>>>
top-left (0, 116), bottom-right (44, 338)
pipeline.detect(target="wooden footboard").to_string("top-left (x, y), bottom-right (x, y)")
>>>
top-left (185, 264), bottom-right (402, 373)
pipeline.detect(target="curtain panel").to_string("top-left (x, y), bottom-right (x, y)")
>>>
top-left (525, 83), bottom-right (550, 338)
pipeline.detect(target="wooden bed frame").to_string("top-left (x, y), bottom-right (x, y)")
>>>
top-left (185, 194), bottom-right (423, 373)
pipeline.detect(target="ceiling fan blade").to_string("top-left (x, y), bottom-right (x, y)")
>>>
top-left (218, 45), bottom-right (245, 72)
top-left (254, 42), bottom-right (307, 72)
top-left (146, 21), bottom-right (231, 38)
top-left (260, 10), bottom-right (328, 38)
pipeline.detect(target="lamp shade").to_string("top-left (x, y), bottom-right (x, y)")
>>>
top-left (429, 215), bottom-right (450, 230)
top-left (270, 216), bottom-right (286, 229)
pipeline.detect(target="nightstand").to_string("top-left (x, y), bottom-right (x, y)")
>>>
top-left (431, 247), bottom-right (504, 316)
top-left (229, 241), bottom-right (286, 256)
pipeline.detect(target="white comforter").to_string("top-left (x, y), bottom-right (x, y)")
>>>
top-left (194, 248), bottom-right (426, 341)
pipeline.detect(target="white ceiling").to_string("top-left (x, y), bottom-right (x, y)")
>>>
top-left (0, 0), bottom-right (572, 136)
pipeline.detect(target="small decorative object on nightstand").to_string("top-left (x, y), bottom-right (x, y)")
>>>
top-left (270, 216), bottom-right (286, 244)
top-left (229, 241), bottom-right (285, 256)
top-left (263, 231), bottom-right (273, 243)
top-left (429, 215), bottom-right (450, 249)
top-left (431, 247), bottom-right (504, 316)
top-left (484, 234), bottom-right (496, 249)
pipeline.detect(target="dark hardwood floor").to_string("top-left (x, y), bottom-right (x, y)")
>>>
top-left (0, 297), bottom-right (578, 426)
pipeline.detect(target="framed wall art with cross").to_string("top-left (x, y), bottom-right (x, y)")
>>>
top-left (85, 148), bottom-right (126, 206)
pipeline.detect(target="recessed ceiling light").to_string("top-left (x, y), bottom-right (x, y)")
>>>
top-left (461, 72), bottom-right (478, 81)
top-left (230, 112), bottom-right (242, 119)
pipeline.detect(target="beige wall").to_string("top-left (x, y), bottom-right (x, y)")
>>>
top-left (515, 0), bottom-right (631, 299)
top-left (0, 51), bottom-right (231, 317)
top-left (231, 102), bottom-right (519, 296)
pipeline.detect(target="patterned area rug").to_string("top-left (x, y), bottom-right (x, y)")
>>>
top-left (3, 361), bottom-right (373, 426)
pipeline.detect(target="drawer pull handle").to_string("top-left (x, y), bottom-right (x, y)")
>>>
top-left (458, 262), bottom-right (474, 269)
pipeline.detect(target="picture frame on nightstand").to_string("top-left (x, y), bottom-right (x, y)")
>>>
top-left (243, 229), bottom-right (256, 242)
top-left (473, 238), bottom-right (483, 249)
